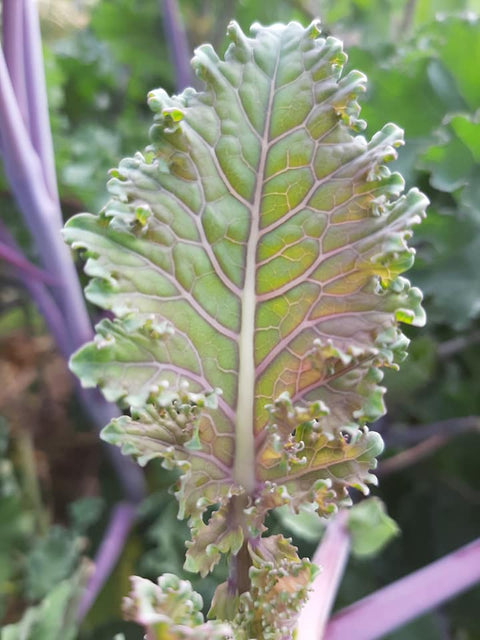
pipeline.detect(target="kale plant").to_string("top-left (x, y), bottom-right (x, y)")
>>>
top-left (64, 20), bottom-right (428, 639)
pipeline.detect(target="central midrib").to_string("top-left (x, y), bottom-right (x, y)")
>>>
top-left (233, 45), bottom-right (280, 493)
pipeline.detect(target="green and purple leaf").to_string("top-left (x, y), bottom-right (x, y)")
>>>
top-left (234, 535), bottom-right (317, 640)
top-left (64, 20), bottom-right (426, 580)
top-left (123, 573), bottom-right (233, 639)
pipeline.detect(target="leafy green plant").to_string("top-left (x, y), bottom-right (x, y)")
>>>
top-left (64, 19), bottom-right (429, 638)
top-left (1, 0), bottom-right (479, 636)
top-left (0, 564), bottom-right (88, 640)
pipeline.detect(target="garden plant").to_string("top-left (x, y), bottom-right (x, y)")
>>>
top-left (0, 1), bottom-right (479, 639)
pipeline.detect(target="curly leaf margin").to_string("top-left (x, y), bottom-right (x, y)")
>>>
top-left (63, 18), bottom-right (427, 631)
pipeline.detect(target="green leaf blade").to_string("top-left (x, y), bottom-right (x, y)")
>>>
top-left (65, 20), bottom-right (427, 559)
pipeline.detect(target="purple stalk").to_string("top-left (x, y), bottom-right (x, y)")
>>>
top-left (0, 235), bottom-right (60, 284)
top-left (0, 219), bottom-right (71, 354)
top-left (0, 47), bottom-right (91, 344)
top-left (296, 511), bottom-right (351, 640)
top-left (1, 0), bottom-right (146, 616)
top-left (22, 0), bottom-right (61, 205)
top-left (0, 209), bottom-right (143, 621)
top-left (323, 537), bottom-right (480, 640)
top-left (0, 0), bottom-right (145, 496)
top-left (0, 224), bottom-right (143, 503)
top-left (77, 502), bottom-right (138, 620)
top-left (3, 239), bottom-right (144, 607)
top-left (1, 0), bottom-right (30, 130)
top-left (161, 0), bottom-right (194, 91)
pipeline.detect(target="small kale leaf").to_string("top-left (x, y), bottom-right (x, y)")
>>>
top-left (123, 573), bottom-right (233, 639)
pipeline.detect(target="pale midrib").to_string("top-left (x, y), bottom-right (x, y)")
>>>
top-left (233, 49), bottom-right (280, 493)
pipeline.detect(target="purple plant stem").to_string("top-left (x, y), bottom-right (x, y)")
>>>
top-left (296, 510), bottom-right (351, 640)
top-left (3, 224), bottom-right (140, 507)
top-left (0, 236), bottom-right (60, 284)
top-left (1, 0), bottom-right (145, 498)
top-left (0, 47), bottom-right (91, 343)
top-left (22, 0), bottom-right (61, 205)
top-left (0, 222), bottom-right (139, 502)
top-left (0, 219), bottom-right (71, 353)
top-left (77, 502), bottom-right (138, 620)
top-left (161, 0), bottom-right (194, 91)
top-left (323, 537), bottom-right (480, 640)
top-left (0, 222), bottom-right (144, 502)
top-left (1, 0), bottom-right (30, 130)
top-left (1, 1), bottom-right (146, 615)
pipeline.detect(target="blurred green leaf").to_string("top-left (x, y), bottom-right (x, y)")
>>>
top-left (420, 131), bottom-right (474, 192)
top-left (90, 0), bottom-right (173, 101)
top-left (24, 526), bottom-right (83, 601)
top-left (0, 424), bottom-right (34, 618)
top-left (449, 112), bottom-right (480, 162)
top-left (274, 504), bottom-right (326, 543)
top-left (383, 336), bottom-right (437, 401)
top-left (0, 565), bottom-right (87, 640)
top-left (347, 48), bottom-right (444, 140)
top-left (426, 59), bottom-right (467, 112)
top-left (414, 207), bottom-right (480, 329)
top-left (69, 496), bottom-right (105, 534)
top-left (430, 15), bottom-right (480, 111)
top-left (347, 497), bottom-right (400, 557)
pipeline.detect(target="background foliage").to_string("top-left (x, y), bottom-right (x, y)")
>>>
top-left (0, 1), bottom-right (479, 638)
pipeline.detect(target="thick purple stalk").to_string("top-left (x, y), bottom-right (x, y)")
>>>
top-left (2, 0), bottom-right (30, 130)
top-left (296, 511), bottom-right (351, 640)
top-left (0, 222), bottom-right (143, 503)
top-left (22, 0), bottom-right (61, 205)
top-left (161, 0), bottom-right (193, 91)
top-left (0, 38), bottom-right (145, 484)
top-left (0, 47), bottom-right (92, 345)
top-left (323, 537), bottom-right (480, 640)
top-left (2, 1), bottom-right (58, 204)
top-left (0, 0), bottom-right (145, 497)
top-left (1, 0), bottom-right (146, 615)
top-left (2, 227), bottom-right (145, 503)
top-left (0, 236), bottom-right (59, 285)
top-left (1, 226), bottom-right (144, 503)
top-left (77, 502), bottom-right (137, 620)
